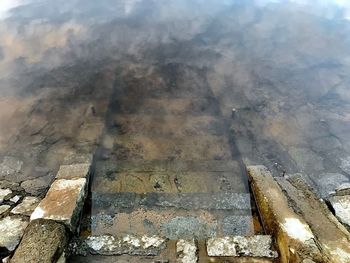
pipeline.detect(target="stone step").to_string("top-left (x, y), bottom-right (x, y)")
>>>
top-left (110, 97), bottom-right (221, 116)
top-left (103, 134), bottom-right (232, 160)
top-left (95, 160), bottom-right (242, 173)
top-left (90, 206), bottom-right (253, 238)
top-left (91, 192), bottom-right (251, 213)
top-left (106, 114), bottom-right (226, 137)
top-left (92, 170), bottom-right (248, 194)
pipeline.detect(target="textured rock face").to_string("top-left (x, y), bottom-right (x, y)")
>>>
top-left (329, 195), bottom-right (350, 229)
top-left (56, 163), bottom-right (91, 180)
top-left (11, 196), bottom-right (40, 216)
top-left (0, 216), bottom-right (28, 251)
top-left (176, 239), bottom-right (197, 263)
top-left (247, 165), bottom-right (322, 263)
top-left (0, 205), bottom-right (10, 215)
top-left (31, 178), bottom-right (87, 231)
top-left (10, 219), bottom-right (67, 263)
top-left (280, 175), bottom-right (350, 263)
top-left (0, 188), bottom-right (12, 203)
top-left (77, 235), bottom-right (167, 256)
top-left (20, 174), bottom-right (53, 196)
top-left (206, 236), bottom-right (277, 258)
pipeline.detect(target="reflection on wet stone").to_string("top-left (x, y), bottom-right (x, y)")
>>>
top-left (2, 0), bottom-right (350, 260)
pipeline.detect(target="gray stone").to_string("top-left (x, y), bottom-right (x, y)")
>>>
top-left (21, 174), bottom-right (53, 195)
top-left (0, 205), bottom-right (10, 215)
top-left (11, 196), bottom-right (40, 216)
top-left (0, 188), bottom-right (12, 203)
top-left (0, 216), bottom-right (28, 251)
top-left (83, 235), bottom-right (166, 256)
top-left (176, 239), bottom-right (197, 263)
top-left (313, 172), bottom-right (349, 198)
top-left (10, 219), bottom-right (67, 263)
top-left (161, 217), bottom-right (216, 240)
top-left (0, 180), bottom-right (22, 192)
top-left (0, 156), bottom-right (23, 178)
top-left (56, 163), bottom-right (91, 180)
top-left (31, 178), bottom-right (87, 231)
top-left (222, 215), bottom-right (254, 236)
top-left (329, 195), bottom-right (350, 229)
top-left (206, 236), bottom-right (277, 258)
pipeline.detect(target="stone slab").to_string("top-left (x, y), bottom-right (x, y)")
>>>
top-left (0, 188), bottom-right (12, 203)
top-left (56, 163), bottom-right (91, 180)
top-left (206, 235), bottom-right (277, 258)
top-left (328, 195), bottom-right (350, 230)
top-left (281, 174), bottom-right (350, 263)
top-left (176, 239), bottom-right (197, 263)
top-left (0, 205), bottom-right (10, 216)
top-left (92, 192), bottom-right (252, 212)
top-left (247, 165), bottom-right (322, 263)
top-left (10, 219), bottom-right (67, 263)
top-left (78, 235), bottom-right (167, 256)
top-left (0, 216), bottom-right (28, 251)
top-left (11, 196), bottom-right (40, 216)
top-left (31, 178), bottom-right (87, 231)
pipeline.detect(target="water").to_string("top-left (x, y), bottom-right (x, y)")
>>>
top-left (1, 0), bottom-right (350, 260)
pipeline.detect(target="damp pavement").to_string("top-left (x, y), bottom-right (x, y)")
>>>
top-left (1, 0), bottom-right (350, 262)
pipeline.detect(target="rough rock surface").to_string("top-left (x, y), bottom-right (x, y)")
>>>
top-left (0, 216), bottom-right (28, 251)
top-left (0, 156), bottom-right (23, 178)
top-left (56, 163), bottom-right (91, 180)
top-left (176, 239), bottom-right (197, 263)
top-left (281, 174), bottom-right (350, 263)
top-left (11, 196), bottom-right (40, 216)
top-left (20, 174), bottom-right (53, 196)
top-left (247, 165), bottom-right (322, 263)
top-left (0, 188), bottom-right (12, 203)
top-left (10, 219), bottom-right (67, 263)
top-left (0, 205), bottom-right (11, 216)
top-left (329, 195), bottom-right (350, 229)
top-left (0, 205), bottom-right (10, 216)
top-left (78, 235), bottom-right (167, 256)
top-left (31, 178), bottom-right (87, 231)
top-left (206, 235), bottom-right (277, 258)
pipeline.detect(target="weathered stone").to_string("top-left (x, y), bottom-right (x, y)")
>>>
top-left (312, 172), bottom-right (350, 198)
top-left (0, 216), bottom-right (28, 251)
top-left (83, 235), bottom-right (167, 256)
top-left (56, 163), bottom-right (91, 180)
top-left (280, 174), bottom-right (350, 263)
top-left (247, 165), bottom-right (322, 263)
top-left (20, 174), bottom-right (53, 196)
top-left (10, 219), bottom-right (67, 263)
top-left (222, 215), bottom-right (254, 236)
top-left (176, 239), bottom-right (197, 263)
top-left (0, 188), bottom-right (12, 203)
top-left (0, 156), bottom-right (23, 178)
top-left (0, 205), bottom-right (10, 215)
top-left (0, 180), bottom-right (22, 192)
top-left (329, 195), bottom-right (350, 229)
top-left (161, 217), bottom-right (216, 240)
top-left (206, 235), bottom-right (277, 258)
top-left (31, 178), bottom-right (87, 231)
top-left (11, 196), bottom-right (40, 216)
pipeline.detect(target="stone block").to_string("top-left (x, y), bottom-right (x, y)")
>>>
top-left (329, 195), bottom-right (350, 230)
top-left (11, 196), bottom-right (40, 216)
top-left (0, 188), bottom-right (12, 204)
top-left (31, 178), bottom-right (87, 231)
top-left (206, 235), bottom-right (277, 258)
top-left (281, 174), bottom-right (350, 263)
top-left (176, 239), bottom-right (197, 263)
top-left (247, 165), bottom-right (322, 263)
top-left (56, 163), bottom-right (91, 180)
top-left (10, 219), bottom-right (67, 263)
top-left (0, 216), bottom-right (28, 251)
top-left (82, 235), bottom-right (166, 256)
